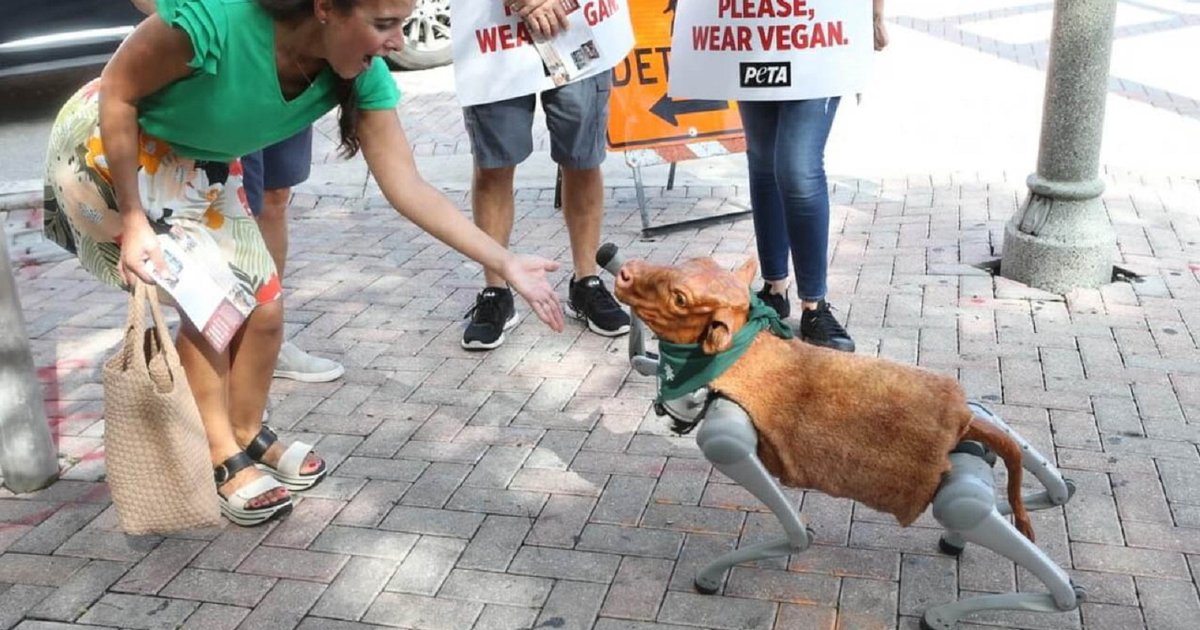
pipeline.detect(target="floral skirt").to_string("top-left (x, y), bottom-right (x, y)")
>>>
top-left (42, 79), bottom-right (281, 310)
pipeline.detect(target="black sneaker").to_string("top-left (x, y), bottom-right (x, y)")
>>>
top-left (800, 301), bottom-right (855, 352)
top-left (755, 285), bottom-right (791, 319)
top-left (568, 275), bottom-right (631, 337)
top-left (462, 287), bottom-right (518, 350)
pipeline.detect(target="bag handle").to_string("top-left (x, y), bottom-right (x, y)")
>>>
top-left (118, 278), bottom-right (183, 383)
top-left (116, 280), bottom-right (147, 372)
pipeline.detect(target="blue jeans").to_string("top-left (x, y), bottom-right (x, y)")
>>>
top-left (738, 97), bottom-right (840, 302)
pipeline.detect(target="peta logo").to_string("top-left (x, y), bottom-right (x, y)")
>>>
top-left (739, 62), bottom-right (791, 87)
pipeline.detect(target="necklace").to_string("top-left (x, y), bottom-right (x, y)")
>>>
top-left (278, 22), bottom-right (322, 89)
top-left (292, 54), bottom-right (316, 86)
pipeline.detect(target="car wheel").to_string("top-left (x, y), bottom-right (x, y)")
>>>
top-left (386, 0), bottom-right (452, 71)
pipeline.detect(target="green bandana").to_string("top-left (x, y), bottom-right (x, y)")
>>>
top-left (655, 293), bottom-right (794, 404)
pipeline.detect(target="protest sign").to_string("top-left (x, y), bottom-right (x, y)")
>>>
top-left (606, 0), bottom-right (743, 150)
top-left (667, 0), bottom-right (873, 101)
top-left (451, 0), bottom-right (634, 107)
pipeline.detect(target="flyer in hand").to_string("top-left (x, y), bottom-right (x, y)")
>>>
top-left (142, 228), bottom-right (254, 353)
top-left (530, 0), bottom-right (607, 86)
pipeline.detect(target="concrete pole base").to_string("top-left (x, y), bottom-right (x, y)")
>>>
top-left (1001, 193), bottom-right (1116, 294)
top-left (0, 235), bottom-right (60, 494)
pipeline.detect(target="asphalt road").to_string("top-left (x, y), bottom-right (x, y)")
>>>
top-left (0, 66), bottom-right (105, 185)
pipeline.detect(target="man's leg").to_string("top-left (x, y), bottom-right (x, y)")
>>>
top-left (256, 187), bottom-right (291, 277)
top-left (242, 128), bottom-right (345, 380)
top-left (544, 74), bottom-right (629, 337)
top-left (459, 95), bottom-right (537, 350)
top-left (472, 165), bottom-right (517, 288)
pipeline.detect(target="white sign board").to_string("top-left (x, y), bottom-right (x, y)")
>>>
top-left (667, 0), bottom-right (873, 101)
top-left (451, 0), bottom-right (634, 107)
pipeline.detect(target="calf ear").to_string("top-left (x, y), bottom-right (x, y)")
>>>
top-left (735, 257), bottom-right (758, 288)
top-left (701, 308), bottom-right (735, 354)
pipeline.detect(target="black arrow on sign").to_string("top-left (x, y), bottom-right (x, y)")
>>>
top-left (649, 95), bottom-right (730, 126)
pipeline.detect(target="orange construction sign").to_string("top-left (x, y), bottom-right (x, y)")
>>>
top-left (606, 0), bottom-right (744, 151)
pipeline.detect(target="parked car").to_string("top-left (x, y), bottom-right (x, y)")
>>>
top-left (388, 0), bottom-right (453, 71)
top-left (0, 1), bottom-right (144, 79)
top-left (2, 0), bottom-right (451, 79)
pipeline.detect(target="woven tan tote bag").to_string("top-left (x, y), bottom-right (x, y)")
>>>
top-left (102, 280), bottom-right (220, 534)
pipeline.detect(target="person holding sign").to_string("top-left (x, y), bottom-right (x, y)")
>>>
top-left (668, 0), bottom-right (888, 353)
top-left (451, 0), bottom-right (634, 349)
top-left (740, 0), bottom-right (888, 353)
top-left (43, 0), bottom-right (565, 526)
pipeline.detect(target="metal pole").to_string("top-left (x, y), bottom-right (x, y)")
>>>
top-left (1001, 0), bottom-right (1119, 292)
top-left (554, 166), bottom-right (563, 210)
top-left (0, 235), bottom-right (59, 493)
top-left (630, 159), bottom-right (652, 233)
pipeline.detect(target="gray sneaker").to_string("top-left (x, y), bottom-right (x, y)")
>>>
top-left (274, 341), bottom-right (345, 382)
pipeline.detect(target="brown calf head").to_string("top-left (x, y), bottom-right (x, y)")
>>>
top-left (614, 256), bottom-right (758, 354)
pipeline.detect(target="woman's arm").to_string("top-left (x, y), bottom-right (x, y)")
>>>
top-left (99, 16), bottom-right (194, 284)
top-left (357, 108), bottom-right (565, 332)
top-left (130, 0), bottom-right (156, 15)
top-left (873, 0), bottom-right (888, 51)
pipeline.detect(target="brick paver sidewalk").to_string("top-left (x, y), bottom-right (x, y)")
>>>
top-left (3, 1), bottom-right (1200, 629)
top-left (4, 167), bottom-right (1198, 629)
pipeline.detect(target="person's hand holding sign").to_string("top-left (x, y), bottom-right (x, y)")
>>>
top-left (508, 0), bottom-right (571, 39)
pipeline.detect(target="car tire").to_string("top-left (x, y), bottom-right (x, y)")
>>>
top-left (386, 0), bottom-right (452, 71)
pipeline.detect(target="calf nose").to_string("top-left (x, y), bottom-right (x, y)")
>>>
top-left (616, 261), bottom-right (637, 289)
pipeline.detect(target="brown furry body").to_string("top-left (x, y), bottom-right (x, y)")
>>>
top-left (614, 256), bottom-right (1033, 539)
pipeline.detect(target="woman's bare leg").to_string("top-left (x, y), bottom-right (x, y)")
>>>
top-left (227, 300), bottom-right (282, 444)
top-left (226, 300), bottom-right (320, 473)
top-left (176, 318), bottom-right (287, 507)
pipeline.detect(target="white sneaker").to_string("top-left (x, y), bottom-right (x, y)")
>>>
top-left (273, 341), bottom-right (345, 383)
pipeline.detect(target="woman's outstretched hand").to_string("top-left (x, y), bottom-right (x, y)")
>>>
top-left (502, 254), bottom-right (565, 332)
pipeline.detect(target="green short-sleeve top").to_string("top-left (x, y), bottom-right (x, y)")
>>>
top-left (136, 0), bottom-right (401, 161)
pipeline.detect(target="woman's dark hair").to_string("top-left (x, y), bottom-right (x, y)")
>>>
top-left (256, 0), bottom-right (363, 157)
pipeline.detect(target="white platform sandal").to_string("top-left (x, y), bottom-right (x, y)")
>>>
top-left (244, 425), bottom-right (327, 491)
top-left (214, 452), bottom-right (293, 526)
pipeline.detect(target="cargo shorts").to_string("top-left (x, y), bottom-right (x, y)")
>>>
top-left (462, 73), bottom-right (611, 170)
